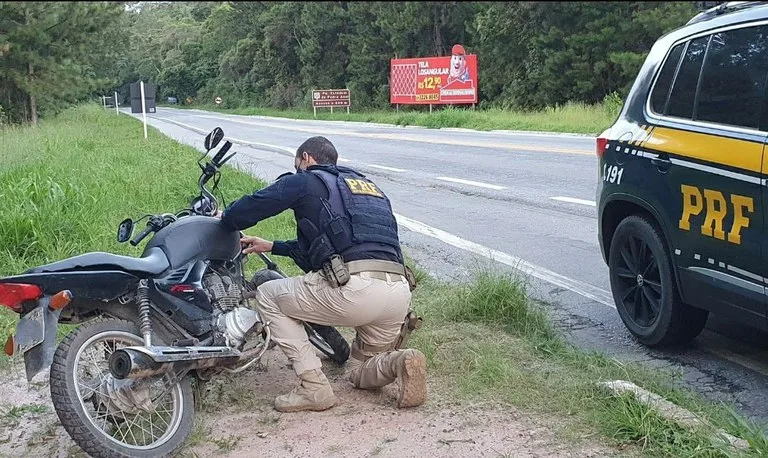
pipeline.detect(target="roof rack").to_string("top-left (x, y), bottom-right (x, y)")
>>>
top-left (687, 1), bottom-right (767, 25)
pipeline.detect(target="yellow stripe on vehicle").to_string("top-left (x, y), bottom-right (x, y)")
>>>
top-left (632, 125), bottom-right (647, 146)
top-left (644, 127), bottom-right (763, 174)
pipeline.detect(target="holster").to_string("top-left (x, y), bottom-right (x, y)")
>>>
top-left (404, 265), bottom-right (417, 292)
top-left (393, 309), bottom-right (423, 350)
top-left (350, 310), bottom-right (423, 361)
top-left (321, 254), bottom-right (350, 288)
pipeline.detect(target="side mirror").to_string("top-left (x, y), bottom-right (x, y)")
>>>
top-left (204, 127), bottom-right (224, 151)
top-left (117, 218), bottom-right (134, 243)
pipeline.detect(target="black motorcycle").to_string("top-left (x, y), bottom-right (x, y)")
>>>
top-left (0, 127), bottom-right (350, 457)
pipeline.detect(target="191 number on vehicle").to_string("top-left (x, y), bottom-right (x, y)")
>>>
top-left (603, 164), bottom-right (624, 184)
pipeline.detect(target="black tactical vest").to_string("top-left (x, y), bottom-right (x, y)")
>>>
top-left (298, 165), bottom-right (402, 270)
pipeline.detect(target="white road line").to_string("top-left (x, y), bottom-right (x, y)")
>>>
top-left (393, 212), bottom-right (616, 308)
top-left (435, 176), bottom-right (506, 191)
top-left (338, 158), bottom-right (351, 163)
top-left (551, 196), bottom-right (597, 207)
top-left (366, 164), bottom-right (408, 173)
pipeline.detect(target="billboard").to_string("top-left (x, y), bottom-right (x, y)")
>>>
top-left (312, 89), bottom-right (351, 108)
top-left (390, 44), bottom-right (478, 105)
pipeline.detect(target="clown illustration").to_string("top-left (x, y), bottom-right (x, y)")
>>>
top-left (448, 44), bottom-right (471, 84)
top-left (440, 43), bottom-right (476, 104)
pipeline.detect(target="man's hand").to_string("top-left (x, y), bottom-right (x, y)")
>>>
top-left (241, 235), bottom-right (273, 254)
top-left (213, 210), bottom-right (224, 219)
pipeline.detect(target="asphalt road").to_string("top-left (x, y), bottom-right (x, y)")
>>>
top-left (126, 107), bottom-right (768, 425)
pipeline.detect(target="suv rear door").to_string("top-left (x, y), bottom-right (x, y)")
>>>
top-left (644, 22), bottom-right (768, 324)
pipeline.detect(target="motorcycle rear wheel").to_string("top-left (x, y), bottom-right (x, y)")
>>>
top-left (49, 318), bottom-right (195, 458)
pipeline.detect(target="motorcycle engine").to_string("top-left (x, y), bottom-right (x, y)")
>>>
top-left (203, 269), bottom-right (261, 350)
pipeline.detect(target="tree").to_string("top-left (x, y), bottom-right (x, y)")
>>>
top-left (0, 1), bottom-right (126, 124)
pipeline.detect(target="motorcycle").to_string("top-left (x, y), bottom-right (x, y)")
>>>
top-left (0, 127), bottom-right (350, 457)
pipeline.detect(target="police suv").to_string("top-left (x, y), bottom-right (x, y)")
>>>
top-left (597, 2), bottom-right (768, 347)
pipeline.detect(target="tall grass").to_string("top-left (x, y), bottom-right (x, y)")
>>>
top-left (179, 95), bottom-right (622, 135)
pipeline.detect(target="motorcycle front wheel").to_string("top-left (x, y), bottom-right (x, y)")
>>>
top-left (49, 318), bottom-right (195, 458)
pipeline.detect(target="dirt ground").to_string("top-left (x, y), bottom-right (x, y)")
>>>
top-left (0, 348), bottom-right (620, 458)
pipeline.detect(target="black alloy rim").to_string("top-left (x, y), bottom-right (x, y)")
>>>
top-left (614, 235), bottom-right (662, 327)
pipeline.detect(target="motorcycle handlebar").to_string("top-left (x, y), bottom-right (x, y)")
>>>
top-left (130, 224), bottom-right (154, 246)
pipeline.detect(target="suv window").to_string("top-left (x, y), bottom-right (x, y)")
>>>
top-left (650, 24), bottom-right (768, 131)
top-left (695, 25), bottom-right (768, 130)
top-left (667, 36), bottom-right (709, 119)
top-left (650, 43), bottom-right (685, 114)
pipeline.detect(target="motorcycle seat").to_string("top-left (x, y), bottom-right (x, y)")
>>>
top-left (25, 247), bottom-right (170, 278)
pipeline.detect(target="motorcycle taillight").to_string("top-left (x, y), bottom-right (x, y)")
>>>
top-left (0, 283), bottom-right (43, 313)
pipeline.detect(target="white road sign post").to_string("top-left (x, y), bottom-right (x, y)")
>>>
top-left (140, 81), bottom-right (148, 139)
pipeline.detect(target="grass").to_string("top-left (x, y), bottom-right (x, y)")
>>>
top-left (1, 104), bottom-right (766, 457)
top-left (172, 97), bottom-right (621, 135)
top-left (408, 267), bottom-right (768, 457)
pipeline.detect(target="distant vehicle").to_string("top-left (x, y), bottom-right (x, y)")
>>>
top-left (167, 96), bottom-right (178, 104)
top-left (597, 2), bottom-right (768, 347)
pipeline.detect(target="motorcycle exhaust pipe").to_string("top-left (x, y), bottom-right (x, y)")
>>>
top-left (109, 345), bottom-right (243, 380)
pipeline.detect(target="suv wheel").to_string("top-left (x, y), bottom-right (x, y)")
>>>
top-left (608, 215), bottom-right (708, 347)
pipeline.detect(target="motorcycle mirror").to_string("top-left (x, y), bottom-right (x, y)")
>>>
top-left (117, 218), bottom-right (134, 243)
top-left (204, 127), bottom-right (225, 151)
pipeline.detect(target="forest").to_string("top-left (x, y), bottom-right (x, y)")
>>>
top-left (1, 1), bottom-right (709, 125)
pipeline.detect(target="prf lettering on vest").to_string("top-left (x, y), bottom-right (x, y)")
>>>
top-left (345, 178), bottom-right (384, 197)
top-left (678, 184), bottom-right (754, 245)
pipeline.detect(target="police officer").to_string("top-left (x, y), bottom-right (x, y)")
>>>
top-left (219, 136), bottom-right (427, 413)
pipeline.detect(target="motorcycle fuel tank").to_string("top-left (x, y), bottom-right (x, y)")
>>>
top-left (143, 216), bottom-right (241, 270)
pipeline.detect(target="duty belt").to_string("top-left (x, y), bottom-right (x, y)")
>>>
top-left (345, 259), bottom-right (406, 282)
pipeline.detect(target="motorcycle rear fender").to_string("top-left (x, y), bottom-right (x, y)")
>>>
top-left (9, 297), bottom-right (64, 382)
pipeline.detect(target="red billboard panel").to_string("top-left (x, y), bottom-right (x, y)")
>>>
top-left (312, 89), bottom-right (350, 107)
top-left (390, 45), bottom-right (478, 105)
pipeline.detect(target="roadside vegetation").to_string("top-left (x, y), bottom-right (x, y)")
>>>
top-left (4, 2), bottom-right (697, 128)
top-left (174, 93), bottom-right (623, 135)
top-left (2, 105), bottom-right (767, 457)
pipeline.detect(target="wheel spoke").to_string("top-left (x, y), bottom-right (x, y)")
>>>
top-left (616, 266), bottom-right (636, 280)
top-left (642, 252), bottom-right (656, 277)
top-left (645, 279), bottom-right (662, 295)
top-left (620, 245), bottom-right (637, 273)
top-left (621, 285), bottom-right (638, 303)
top-left (633, 286), bottom-right (645, 322)
top-left (643, 287), bottom-right (659, 317)
top-left (636, 239), bottom-right (647, 274)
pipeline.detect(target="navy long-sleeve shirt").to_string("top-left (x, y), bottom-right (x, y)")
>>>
top-left (220, 165), bottom-right (401, 272)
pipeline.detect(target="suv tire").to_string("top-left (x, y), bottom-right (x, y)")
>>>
top-left (608, 215), bottom-right (708, 347)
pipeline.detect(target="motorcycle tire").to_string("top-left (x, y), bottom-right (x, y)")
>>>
top-left (49, 318), bottom-right (195, 458)
top-left (249, 268), bottom-right (351, 365)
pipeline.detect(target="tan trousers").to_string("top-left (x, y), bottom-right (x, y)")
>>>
top-left (254, 270), bottom-right (411, 385)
